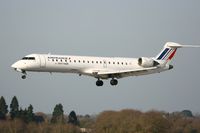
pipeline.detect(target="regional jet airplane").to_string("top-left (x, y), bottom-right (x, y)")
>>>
top-left (11, 42), bottom-right (200, 86)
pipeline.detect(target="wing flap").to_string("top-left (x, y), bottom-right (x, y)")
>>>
top-left (95, 67), bottom-right (158, 79)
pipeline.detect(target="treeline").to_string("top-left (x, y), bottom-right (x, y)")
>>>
top-left (1, 96), bottom-right (200, 133)
top-left (94, 109), bottom-right (200, 133)
top-left (0, 96), bottom-right (81, 133)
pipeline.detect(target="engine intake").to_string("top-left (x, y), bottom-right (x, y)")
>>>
top-left (138, 57), bottom-right (159, 68)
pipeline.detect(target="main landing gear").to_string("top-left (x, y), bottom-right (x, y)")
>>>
top-left (96, 79), bottom-right (103, 86)
top-left (110, 78), bottom-right (118, 86)
top-left (96, 78), bottom-right (118, 86)
top-left (21, 75), bottom-right (26, 79)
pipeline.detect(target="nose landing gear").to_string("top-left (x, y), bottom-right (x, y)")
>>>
top-left (21, 71), bottom-right (27, 79)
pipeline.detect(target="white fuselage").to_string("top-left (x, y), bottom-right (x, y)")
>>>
top-left (11, 42), bottom-right (200, 86)
top-left (11, 54), bottom-right (170, 80)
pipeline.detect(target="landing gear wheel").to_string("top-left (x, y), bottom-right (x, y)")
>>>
top-left (110, 79), bottom-right (118, 86)
top-left (21, 75), bottom-right (26, 79)
top-left (96, 80), bottom-right (103, 86)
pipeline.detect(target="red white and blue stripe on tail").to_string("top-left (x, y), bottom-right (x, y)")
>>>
top-left (156, 42), bottom-right (200, 62)
top-left (157, 47), bottom-right (177, 61)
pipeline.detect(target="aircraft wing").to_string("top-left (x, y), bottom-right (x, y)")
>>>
top-left (90, 67), bottom-right (159, 79)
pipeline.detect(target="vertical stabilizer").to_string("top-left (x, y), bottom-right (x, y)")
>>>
top-left (155, 42), bottom-right (200, 64)
top-left (156, 42), bottom-right (178, 63)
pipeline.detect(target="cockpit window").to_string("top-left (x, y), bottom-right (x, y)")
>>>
top-left (22, 57), bottom-right (28, 60)
top-left (29, 57), bottom-right (35, 60)
top-left (22, 57), bottom-right (35, 60)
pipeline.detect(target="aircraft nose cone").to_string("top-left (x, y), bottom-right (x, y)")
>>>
top-left (11, 61), bottom-right (25, 73)
top-left (11, 62), bottom-right (17, 69)
top-left (11, 61), bottom-right (24, 69)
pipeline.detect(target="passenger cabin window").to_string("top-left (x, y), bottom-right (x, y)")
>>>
top-left (22, 57), bottom-right (35, 60)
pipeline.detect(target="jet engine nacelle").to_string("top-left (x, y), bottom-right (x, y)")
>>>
top-left (138, 57), bottom-right (159, 68)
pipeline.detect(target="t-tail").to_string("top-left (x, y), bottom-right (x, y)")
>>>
top-left (155, 42), bottom-right (200, 65)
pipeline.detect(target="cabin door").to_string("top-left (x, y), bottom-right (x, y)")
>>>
top-left (103, 60), bottom-right (107, 68)
top-left (39, 55), bottom-right (46, 68)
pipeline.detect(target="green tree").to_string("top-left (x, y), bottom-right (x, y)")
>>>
top-left (10, 96), bottom-right (19, 119)
top-left (51, 103), bottom-right (65, 124)
top-left (18, 107), bottom-right (28, 122)
top-left (14, 106), bottom-right (35, 123)
top-left (0, 96), bottom-right (8, 120)
top-left (26, 104), bottom-right (35, 122)
top-left (68, 110), bottom-right (79, 126)
top-left (181, 110), bottom-right (193, 117)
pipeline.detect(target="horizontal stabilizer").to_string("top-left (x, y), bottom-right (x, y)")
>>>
top-left (166, 42), bottom-right (200, 48)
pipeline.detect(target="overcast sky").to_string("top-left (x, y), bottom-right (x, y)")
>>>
top-left (0, 0), bottom-right (200, 115)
